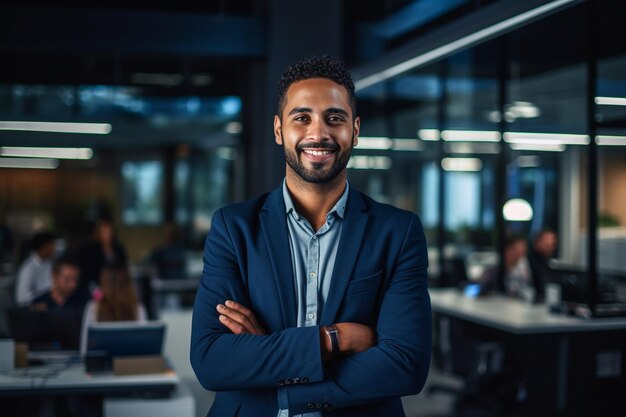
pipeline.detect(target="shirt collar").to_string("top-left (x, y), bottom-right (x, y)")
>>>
top-left (282, 179), bottom-right (349, 220)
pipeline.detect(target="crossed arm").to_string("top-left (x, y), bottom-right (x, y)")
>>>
top-left (216, 300), bottom-right (376, 361)
top-left (190, 209), bottom-right (431, 414)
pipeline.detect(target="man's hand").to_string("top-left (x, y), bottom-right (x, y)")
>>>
top-left (336, 323), bottom-right (376, 354)
top-left (216, 300), bottom-right (266, 335)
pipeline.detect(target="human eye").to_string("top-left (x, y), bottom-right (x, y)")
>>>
top-left (327, 114), bottom-right (346, 123)
top-left (293, 114), bottom-right (310, 122)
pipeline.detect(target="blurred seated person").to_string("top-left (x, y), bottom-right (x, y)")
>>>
top-left (78, 219), bottom-right (127, 295)
top-left (527, 229), bottom-right (557, 301)
top-left (477, 235), bottom-right (528, 296)
top-left (149, 223), bottom-right (187, 280)
top-left (31, 256), bottom-right (89, 311)
top-left (15, 231), bottom-right (56, 306)
top-left (80, 263), bottom-right (146, 355)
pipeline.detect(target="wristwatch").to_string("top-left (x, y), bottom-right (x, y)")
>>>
top-left (325, 324), bottom-right (339, 357)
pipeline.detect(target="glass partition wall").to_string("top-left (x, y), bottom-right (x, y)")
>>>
top-left (353, 0), bottom-right (626, 314)
top-left (594, 0), bottom-right (626, 309)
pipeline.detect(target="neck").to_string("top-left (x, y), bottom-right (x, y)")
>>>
top-left (285, 167), bottom-right (347, 231)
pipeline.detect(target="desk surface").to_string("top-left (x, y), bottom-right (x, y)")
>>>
top-left (0, 360), bottom-right (179, 396)
top-left (430, 288), bottom-right (626, 334)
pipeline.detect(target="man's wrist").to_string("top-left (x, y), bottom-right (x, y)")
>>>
top-left (324, 324), bottom-right (340, 357)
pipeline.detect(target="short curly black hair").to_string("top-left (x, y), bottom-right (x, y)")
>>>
top-left (276, 55), bottom-right (356, 118)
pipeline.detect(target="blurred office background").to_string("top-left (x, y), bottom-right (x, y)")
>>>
top-left (1, 1), bottom-right (625, 416)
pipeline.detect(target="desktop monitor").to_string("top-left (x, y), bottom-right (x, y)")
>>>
top-left (86, 321), bottom-right (166, 359)
top-left (6, 307), bottom-right (82, 350)
top-left (550, 267), bottom-right (626, 317)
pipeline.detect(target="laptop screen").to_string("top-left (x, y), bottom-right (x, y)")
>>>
top-left (7, 307), bottom-right (82, 350)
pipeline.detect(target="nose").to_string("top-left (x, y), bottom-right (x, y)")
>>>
top-left (306, 117), bottom-right (329, 142)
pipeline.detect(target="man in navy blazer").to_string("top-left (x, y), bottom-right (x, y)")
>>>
top-left (191, 56), bottom-right (431, 417)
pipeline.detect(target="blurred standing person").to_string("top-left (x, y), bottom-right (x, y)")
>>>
top-left (78, 219), bottom-right (127, 295)
top-left (79, 263), bottom-right (146, 355)
top-left (527, 229), bottom-right (557, 300)
top-left (15, 231), bottom-right (56, 306)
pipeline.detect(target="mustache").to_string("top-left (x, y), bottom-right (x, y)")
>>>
top-left (296, 142), bottom-right (339, 151)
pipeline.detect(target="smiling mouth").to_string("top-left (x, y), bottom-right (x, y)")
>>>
top-left (302, 149), bottom-right (335, 156)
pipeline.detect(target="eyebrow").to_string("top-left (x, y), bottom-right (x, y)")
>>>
top-left (326, 107), bottom-right (350, 117)
top-left (287, 107), bottom-right (350, 117)
top-left (288, 107), bottom-right (311, 116)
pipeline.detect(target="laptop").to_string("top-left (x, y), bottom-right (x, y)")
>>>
top-left (6, 307), bottom-right (82, 350)
top-left (86, 321), bottom-right (166, 358)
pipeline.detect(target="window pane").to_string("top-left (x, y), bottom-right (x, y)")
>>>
top-left (596, 0), bottom-right (626, 305)
top-left (505, 5), bottom-right (588, 288)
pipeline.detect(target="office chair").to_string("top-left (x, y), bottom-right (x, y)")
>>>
top-left (429, 314), bottom-right (517, 414)
top-left (437, 257), bottom-right (468, 288)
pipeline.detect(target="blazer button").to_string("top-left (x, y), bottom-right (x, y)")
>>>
top-left (277, 379), bottom-right (284, 386)
top-left (316, 403), bottom-right (322, 409)
top-left (306, 402), bottom-right (314, 409)
top-left (284, 378), bottom-right (292, 385)
top-left (292, 377), bottom-right (300, 384)
top-left (302, 377), bottom-right (309, 383)
top-left (323, 403), bottom-right (329, 408)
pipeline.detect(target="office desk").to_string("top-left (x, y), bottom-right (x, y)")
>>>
top-left (429, 288), bottom-right (626, 417)
top-left (0, 360), bottom-right (179, 396)
top-left (430, 288), bottom-right (626, 334)
top-left (1, 357), bottom-right (184, 417)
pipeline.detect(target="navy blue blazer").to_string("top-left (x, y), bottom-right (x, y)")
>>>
top-left (191, 185), bottom-right (431, 417)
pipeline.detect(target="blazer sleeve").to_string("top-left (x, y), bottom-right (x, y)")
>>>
top-left (190, 209), bottom-right (325, 391)
top-left (277, 214), bottom-right (432, 415)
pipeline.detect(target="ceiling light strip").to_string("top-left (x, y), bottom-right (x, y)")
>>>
top-left (504, 132), bottom-right (589, 145)
top-left (509, 143), bottom-right (566, 152)
top-left (0, 157), bottom-right (60, 169)
top-left (442, 130), bottom-right (501, 142)
top-left (441, 157), bottom-right (482, 172)
top-left (392, 138), bottom-right (423, 151)
top-left (418, 129), bottom-right (440, 141)
top-left (595, 96), bottom-right (626, 106)
top-left (355, 0), bottom-right (576, 90)
top-left (596, 135), bottom-right (626, 146)
top-left (0, 147), bottom-right (94, 159)
top-left (357, 137), bottom-right (393, 150)
top-left (0, 121), bottom-right (112, 134)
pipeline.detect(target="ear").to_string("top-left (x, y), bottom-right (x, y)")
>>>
top-left (274, 115), bottom-right (283, 145)
top-left (352, 116), bottom-right (360, 147)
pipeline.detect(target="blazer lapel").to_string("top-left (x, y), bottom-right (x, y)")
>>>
top-left (259, 188), bottom-right (297, 328)
top-left (320, 188), bottom-right (368, 325)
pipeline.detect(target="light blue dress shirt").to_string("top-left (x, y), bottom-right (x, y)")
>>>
top-left (277, 180), bottom-right (349, 417)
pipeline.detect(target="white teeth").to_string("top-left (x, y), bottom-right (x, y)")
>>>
top-left (303, 149), bottom-right (332, 156)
